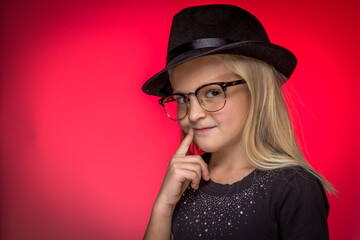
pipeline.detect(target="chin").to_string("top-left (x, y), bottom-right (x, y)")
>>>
top-left (194, 138), bottom-right (221, 153)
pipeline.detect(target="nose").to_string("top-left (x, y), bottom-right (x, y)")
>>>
top-left (187, 95), bottom-right (207, 122)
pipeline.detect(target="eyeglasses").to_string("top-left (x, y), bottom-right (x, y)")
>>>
top-left (159, 79), bottom-right (246, 120)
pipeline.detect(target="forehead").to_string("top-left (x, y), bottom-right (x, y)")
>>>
top-left (170, 56), bottom-right (235, 93)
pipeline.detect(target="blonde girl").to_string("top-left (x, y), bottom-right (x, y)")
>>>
top-left (142, 4), bottom-right (334, 240)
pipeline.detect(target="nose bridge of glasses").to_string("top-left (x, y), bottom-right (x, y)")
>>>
top-left (186, 93), bottom-right (207, 116)
top-left (185, 91), bottom-right (195, 99)
top-left (186, 92), bottom-right (203, 105)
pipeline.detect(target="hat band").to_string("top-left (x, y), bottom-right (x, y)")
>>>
top-left (166, 38), bottom-right (235, 64)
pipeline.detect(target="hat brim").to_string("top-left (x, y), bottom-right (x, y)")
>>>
top-left (142, 41), bottom-right (296, 96)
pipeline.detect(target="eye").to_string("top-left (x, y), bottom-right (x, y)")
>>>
top-left (205, 89), bottom-right (221, 98)
top-left (177, 96), bottom-right (187, 104)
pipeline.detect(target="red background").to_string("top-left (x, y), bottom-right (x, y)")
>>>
top-left (1, 0), bottom-right (359, 239)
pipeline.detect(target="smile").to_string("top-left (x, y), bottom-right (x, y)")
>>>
top-left (193, 127), bottom-right (215, 133)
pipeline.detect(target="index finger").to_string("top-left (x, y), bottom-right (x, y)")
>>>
top-left (174, 128), bottom-right (194, 157)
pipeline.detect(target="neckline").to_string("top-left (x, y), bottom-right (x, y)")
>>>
top-left (199, 153), bottom-right (259, 195)
top-left (199, 168), bottom-right (258, 195)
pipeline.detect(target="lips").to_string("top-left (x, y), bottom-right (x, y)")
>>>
top-left (193, 127), bottom-right (215, 132)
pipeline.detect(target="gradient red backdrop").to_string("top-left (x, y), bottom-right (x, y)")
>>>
top-left (1, 0), bottom-right (359, 239)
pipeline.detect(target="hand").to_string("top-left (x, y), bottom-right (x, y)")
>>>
top-left (156, 128), bottom-right (210, 210)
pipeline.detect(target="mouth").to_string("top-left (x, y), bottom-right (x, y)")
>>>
top-left (193, 127), bottom-right (215, 133)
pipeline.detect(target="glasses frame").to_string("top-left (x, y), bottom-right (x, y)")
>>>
top-left (159, 79), bottom-right (246, 120)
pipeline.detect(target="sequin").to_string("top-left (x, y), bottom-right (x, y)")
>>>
top-left (172, 169), bottom-right (278, 239)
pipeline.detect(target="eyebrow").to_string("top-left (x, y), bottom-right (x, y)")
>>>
top-left (172, 81), bottom-right (217, 94)
top-left (172, 73), bottom-right (243, 94)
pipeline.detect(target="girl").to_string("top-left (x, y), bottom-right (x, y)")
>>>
top-left (142, 4), bottom-right (335, 240)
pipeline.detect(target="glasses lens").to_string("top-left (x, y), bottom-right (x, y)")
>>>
top-left (163, 95), bottom-right (187, 120)
top-left (197, 85), bottom-right (225, 111)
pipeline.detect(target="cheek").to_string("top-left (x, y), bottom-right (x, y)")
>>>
top-left (218, 99), bottom-right (249, 132)
top-left (217, 109), bottom-right (240, 131)
top-left (178, 120), bottom-right (187, 133)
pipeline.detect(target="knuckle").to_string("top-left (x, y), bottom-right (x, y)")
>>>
top-left (194, 156), bottom-right (203, 163)
top-left (172, 162), bottom-right (179, 169)
top-left (169, 158), bottom-right (176, 165)
top-left (194, 155), bottom-right (202, 160)
top-left (173, 168), bottom-right (181, 175)
top-left (171, 156), bottom-right (180, 162)
top-left (191, 171), bottom-right (198, 180)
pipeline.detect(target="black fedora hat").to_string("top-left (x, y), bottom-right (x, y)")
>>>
top-left (142, 4), bottom-right (297, 96)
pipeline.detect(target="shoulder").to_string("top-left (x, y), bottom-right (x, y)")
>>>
top-left (261, 166), bottom-right (330, 239)
top-left (262, 166), bottom-right (329, 205)
top-left (270, 165), bottom-right (320, 186)
top-left (269, 166), bottom-right (326, 196)
top-left (255, 166), bottom-right (330, 218)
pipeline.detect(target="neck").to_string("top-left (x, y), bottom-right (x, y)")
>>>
top-left (208, 141), bottom-right (255, 184)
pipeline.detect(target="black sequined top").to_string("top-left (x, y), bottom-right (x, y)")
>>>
top-left (172, 154), bottom-right (330, 240)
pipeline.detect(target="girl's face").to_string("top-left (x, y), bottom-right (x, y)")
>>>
top-left (170, 56), bottom-right (250, 153)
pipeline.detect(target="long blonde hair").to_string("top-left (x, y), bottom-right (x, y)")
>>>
top-left (177, 54), bottom-right (336, 195)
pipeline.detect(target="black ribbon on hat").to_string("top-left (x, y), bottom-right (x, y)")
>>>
top-left (166, 38), bottom-right (236, 64)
